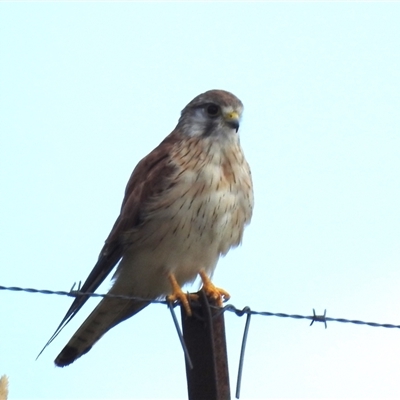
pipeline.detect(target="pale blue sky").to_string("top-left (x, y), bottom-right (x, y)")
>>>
top-left (1, 2), bottom-right (400, 399)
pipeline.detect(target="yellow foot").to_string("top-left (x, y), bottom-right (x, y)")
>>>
top-left (199, 270), bottom-right (230, 307)
top-left (166, 274), bottom-right (198, 316)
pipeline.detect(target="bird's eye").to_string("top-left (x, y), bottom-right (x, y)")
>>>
top-left (206, 104), bottom-right (220, 117)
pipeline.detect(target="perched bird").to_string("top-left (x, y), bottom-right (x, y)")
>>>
top-left (43, 89), bottom-right (254, 367)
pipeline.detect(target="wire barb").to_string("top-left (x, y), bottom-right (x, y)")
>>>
top-left (69, 281), bottom-right (82, 294)
top-left (310, 309), bottom-right (327, 329)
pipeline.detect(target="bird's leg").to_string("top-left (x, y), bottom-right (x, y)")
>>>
top-left (166, 273), bottom-right (198, 316)
top-left (199, 269), bottom-right (230, 307)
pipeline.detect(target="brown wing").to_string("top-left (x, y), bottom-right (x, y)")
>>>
top-left (38, 132), bottom-right (179, 356)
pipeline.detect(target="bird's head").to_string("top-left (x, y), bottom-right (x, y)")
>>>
top-left (177, 89), bottom-right (244, 139)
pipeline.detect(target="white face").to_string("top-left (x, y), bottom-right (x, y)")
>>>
top-left (180, 102), bottom-right (243, 139)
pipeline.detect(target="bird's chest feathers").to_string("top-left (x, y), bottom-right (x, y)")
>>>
top-left (158, 139), bottom-right (252, 252)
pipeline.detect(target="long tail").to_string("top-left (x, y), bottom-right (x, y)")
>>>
top-left (55, 297), bottom-right (149, 367)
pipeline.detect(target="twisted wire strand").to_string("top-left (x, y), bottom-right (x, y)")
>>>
top-left (1, 284), bottom-right (400, 329)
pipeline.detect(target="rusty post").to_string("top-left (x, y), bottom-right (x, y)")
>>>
top-left (181, 290), bottom-right (230, 400)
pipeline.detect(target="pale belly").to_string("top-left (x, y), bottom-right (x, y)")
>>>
top-left (111, 180), bottom-right (250, 299)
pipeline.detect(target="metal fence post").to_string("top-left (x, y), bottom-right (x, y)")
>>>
top-left (181, 290), bottom-right (230, 400)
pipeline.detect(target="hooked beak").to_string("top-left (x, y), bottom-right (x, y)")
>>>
top-left (224, 111), bottom-right (240, 132)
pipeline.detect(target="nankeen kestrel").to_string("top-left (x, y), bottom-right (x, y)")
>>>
top-left (44, 89), bottom-right (254, 367)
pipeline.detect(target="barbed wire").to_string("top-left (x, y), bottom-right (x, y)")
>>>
top-left (2, 284), bottom-right (400, 329)
top-left (3, 283), bottom-right (400, 399)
